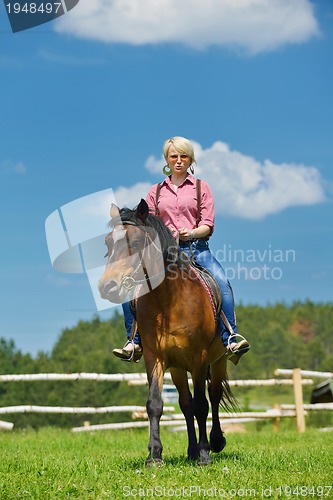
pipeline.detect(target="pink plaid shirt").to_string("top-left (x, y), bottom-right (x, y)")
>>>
top-left (146, 174), bottom-right (215, 238)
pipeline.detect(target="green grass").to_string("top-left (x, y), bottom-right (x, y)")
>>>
top-left (0, 427), bottom-right (332, 499)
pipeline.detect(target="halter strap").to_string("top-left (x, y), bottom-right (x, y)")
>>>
top-left (154, 182), bottom-right (162, 217)
top-left (195, 179), bottom-right (201, 228)
top-left (119, 226), bottom-right (165, 291)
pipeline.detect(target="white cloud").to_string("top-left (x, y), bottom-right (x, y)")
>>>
top-left (113, 182), bottom-right (153, 209)
top-left (64, 144), bottom-right (326, 222)
top-left (55, 0), bottom-right (319, 54)
top-left (2, 160), bottom-right (27, 175)
top-left (145, 140), bottom-right (326, 219)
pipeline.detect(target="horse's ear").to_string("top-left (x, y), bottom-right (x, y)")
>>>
top-left (110, 203), bottom-right (120, 220)
top-left (136, 199), bottom-right (149, 222)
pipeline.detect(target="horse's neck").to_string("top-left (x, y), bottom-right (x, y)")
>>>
top-left (149, 267), bottom-right (185, 307)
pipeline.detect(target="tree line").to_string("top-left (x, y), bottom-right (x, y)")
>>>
top-left (0, 301), bottom-right (332, 428)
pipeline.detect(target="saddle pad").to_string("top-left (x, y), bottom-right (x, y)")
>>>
top-left (189, 263), bottom-right (222, 319)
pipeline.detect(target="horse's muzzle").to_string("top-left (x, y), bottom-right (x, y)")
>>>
top-left (98, 279), bottom-right (122, 303)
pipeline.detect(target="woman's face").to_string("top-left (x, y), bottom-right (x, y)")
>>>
top-left (167, 144), bottom-right (191, 176)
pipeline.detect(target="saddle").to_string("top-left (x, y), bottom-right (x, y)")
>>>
top-left (188, 258), bottom-right (222, 322)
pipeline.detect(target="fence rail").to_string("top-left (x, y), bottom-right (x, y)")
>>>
top-left (0, 373), bottom-right (148, 382)
top-left (275, 369), bottom-right (333, 379)
top-left (0, 419), bottom-right (14, 430)
top-left (0, 405), bottom-right (175, 415)
top-left (280, 403), bottom-right (333, 411)
top-left (0, 368), bottom-right (331, 432)
top-left (0, 405), bottom-right (149, 415)
top-left (0, 372), bottom-right (314, 386)
top-left (72, 408), bottom-right (299, 433)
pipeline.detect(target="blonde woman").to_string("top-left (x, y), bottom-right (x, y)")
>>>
top-left (113, 137), bottom-right (250, 365)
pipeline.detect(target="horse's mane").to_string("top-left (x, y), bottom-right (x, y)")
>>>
top-left (110, 207), bottom-right (190, 271)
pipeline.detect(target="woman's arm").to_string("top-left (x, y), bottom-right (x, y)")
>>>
top-left (178, 224), bottom-right (211, 241)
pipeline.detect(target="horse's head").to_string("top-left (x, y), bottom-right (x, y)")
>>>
top-left (98, 199), bottom-right (166, 303)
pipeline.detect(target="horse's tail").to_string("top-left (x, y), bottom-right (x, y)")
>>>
top-left (206, 368), bottom-right (239, 412)
top-left (220, 378), bottom-right (240, 413)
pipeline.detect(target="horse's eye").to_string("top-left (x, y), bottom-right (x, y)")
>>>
top-left (129, 241), bottom-right (140, 253)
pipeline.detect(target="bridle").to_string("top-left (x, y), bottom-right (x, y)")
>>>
top-left (111, 222), bottom-right (165, 292)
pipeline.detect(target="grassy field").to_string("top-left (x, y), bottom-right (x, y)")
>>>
top-left (0, 426), bottom-right (332, 499)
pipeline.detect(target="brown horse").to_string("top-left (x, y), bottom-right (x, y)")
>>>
top-left (98, 199), bottom-right (236, 466)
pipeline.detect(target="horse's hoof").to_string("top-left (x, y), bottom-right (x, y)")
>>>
top-left (210, 436), bottom-right (226, 453)
top-left (198, 451), bottom-right (211, 466)
top-left (198, 457), bottom-right (211, 466)
top-left (210, 429), bottom-right (226, 453)
top-left (145, 458), bottom-right (163, 468)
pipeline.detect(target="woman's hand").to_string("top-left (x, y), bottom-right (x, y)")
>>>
top-left (178, 225), bottom-right (211, 241)
top-left (178, 228), bottom-right (193, 241)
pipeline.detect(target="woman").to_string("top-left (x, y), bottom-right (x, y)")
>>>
top-left (113, 136), bottom-right (250, 365)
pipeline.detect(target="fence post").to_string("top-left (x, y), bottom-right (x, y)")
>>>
top-left (272, 404), bottom-right (280, 432)
top-left (292, 368), bottom-right (305, 433)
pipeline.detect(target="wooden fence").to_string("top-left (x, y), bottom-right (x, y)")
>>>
top-left (273, 368), bottom-right (333, 432)
top-left (0, 368), bottom-right (332, 433)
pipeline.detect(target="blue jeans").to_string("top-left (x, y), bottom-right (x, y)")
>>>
top-left (179, 239), bottom-right (237, 346)
top-left (122, 301), bottom-right (141, 345)
top-left (122, 239), bottom-right (237, 347)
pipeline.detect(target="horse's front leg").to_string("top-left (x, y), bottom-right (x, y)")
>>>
top-left (145, 357), bottom-right (164, 466)
top-left (192, 367), bottom-right (211, 466)
top-left (170, 367), bottom-right (198, 461)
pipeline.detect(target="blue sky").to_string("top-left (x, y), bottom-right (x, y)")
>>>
top-left (0, 0), bottom-right (332, 355)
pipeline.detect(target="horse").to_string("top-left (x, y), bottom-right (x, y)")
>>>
top-left (98, 199), bottom-right (237, 466)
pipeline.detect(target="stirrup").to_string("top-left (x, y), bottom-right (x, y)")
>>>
top-left (112, 340), bottom-right (143, 363)
top-left (226, 334), bottom-right (250, 366)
